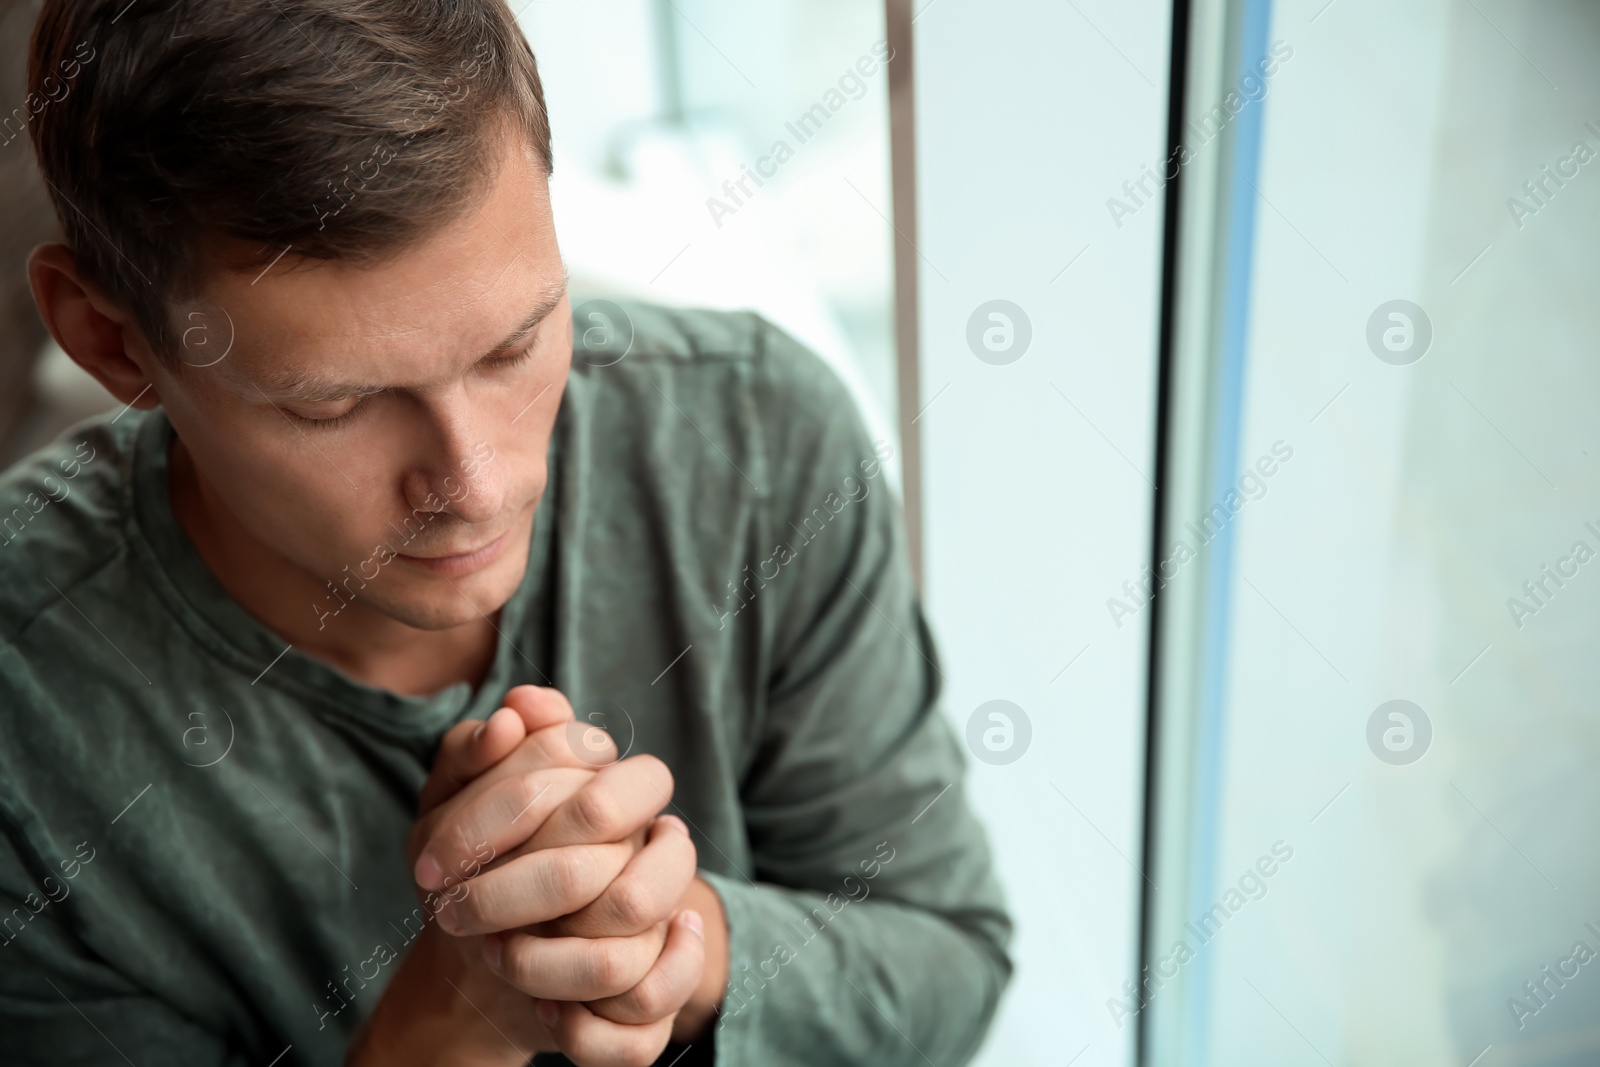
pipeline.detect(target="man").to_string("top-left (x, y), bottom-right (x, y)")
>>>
top-left (0, 1), bottom-right (1012, 1064)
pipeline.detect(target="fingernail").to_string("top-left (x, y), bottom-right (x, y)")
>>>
top-left (537, 1000), bottom-right (560, 1028)
top-left (659, 815), bottom-right (689, 835)
top-left (681, 909), bottom-right (704, 938)
top-left (483, 934), bottom-right (503, 971)
top-left (435, 904), bottom-right (463, 935)
top-left (413, 852), bottom-right (444, 890)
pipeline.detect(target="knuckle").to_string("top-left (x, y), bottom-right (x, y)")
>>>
top-left (547, 848), bottom-right (592, 907)
top-left (460, 867), bottom-right (522, 928)
top-left (587, 941), bottom-right (627, 995)
top-left (513, 771), bottom-right (547, 814)
top-left (448, 815), bottom-right (479, 864)
top-left (604, 938), bottom-right (655, 998)
top-left (563, 1017), bottom-right (660, 1067)
top-left (570, 787), bottom-right (618, 840)
top-left (499, 935), bottom-right (537, 988)
top-left (451, 881), bottom-right (495, 928)
top-left (627, 970), bottom-right (670, 1020)
top-left (552, 765), bottom-right (592, 790)
top-left (604, 878), bottom-right (653, 933)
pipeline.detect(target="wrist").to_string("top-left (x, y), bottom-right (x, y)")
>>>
top-left (346, 926), bottom-right (532, 1067)
top-left (670, 874), bottom-right (730, 1043)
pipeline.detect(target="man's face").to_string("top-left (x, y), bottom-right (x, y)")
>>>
top-left (152, 132), bottom-right (570, 632)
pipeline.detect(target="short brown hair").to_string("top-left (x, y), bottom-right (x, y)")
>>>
top-left (26, 0), bottom-right (552, 358)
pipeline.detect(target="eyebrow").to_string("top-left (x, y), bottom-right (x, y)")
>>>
top-left (262, 277), bottom-right (570, 403)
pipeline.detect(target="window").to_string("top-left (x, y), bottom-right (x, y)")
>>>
top-left (1146, 2), bottom-right (1600, 1064)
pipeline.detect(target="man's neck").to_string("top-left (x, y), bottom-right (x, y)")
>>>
top-left (167, 436), bottom-right (500, 697)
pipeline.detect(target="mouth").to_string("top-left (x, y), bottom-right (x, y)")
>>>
top-left (396, 530), bottom-right (512, 577)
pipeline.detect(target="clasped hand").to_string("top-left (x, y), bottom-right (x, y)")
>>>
top-left (398, 685), bottom-right (709, 1065)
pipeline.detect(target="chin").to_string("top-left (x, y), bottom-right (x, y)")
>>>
top-left (383, 552), bottom-right (528, 631)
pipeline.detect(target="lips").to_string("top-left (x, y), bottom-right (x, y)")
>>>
top-left (396, 530), bottom-right (511, 576)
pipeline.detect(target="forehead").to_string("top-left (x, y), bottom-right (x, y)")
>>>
top-left (201, 137), bottom-right (562, 393)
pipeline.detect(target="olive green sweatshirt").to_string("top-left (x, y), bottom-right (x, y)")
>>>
top-left (0, 301), bottom-right (1011, 1066)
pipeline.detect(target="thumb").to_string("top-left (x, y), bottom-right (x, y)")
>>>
top-left (502, 684), bottom-right (578, 733)
top-left (417, 705), bottom-right (528, 817)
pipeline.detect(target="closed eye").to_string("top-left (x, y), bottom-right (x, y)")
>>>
top-left (481, 343), bottom-right (538, 372)
top-left (289, 397), bottom-right (370, 429)
top-left (284, 341), bottom-right (539, 429)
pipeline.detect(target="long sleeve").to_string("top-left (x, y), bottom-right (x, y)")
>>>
top-left (0, 828), bottom-right (243, 1067)
top-left (699, 331), bottom-right (1014, 1066)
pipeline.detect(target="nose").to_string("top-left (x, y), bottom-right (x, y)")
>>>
top-left (401, 388), bottom-right (504, 526)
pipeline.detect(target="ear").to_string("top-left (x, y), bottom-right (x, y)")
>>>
top-left (27, 243), bottom-right (162, 409)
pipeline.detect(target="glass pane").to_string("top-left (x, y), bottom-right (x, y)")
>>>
top-left (1150, 1), bottom-right (1600, 1065)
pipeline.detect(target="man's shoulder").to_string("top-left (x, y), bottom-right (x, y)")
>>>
top-left (571, 297), bottom-right (765, 366)
top-left (0, 411), bottom-right (139, 644)
top-left (561, 297), bottom-right (896, 552)
top-left (568, 297), bottom-right (855, 424)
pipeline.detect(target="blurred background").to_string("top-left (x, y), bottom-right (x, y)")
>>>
top-left (4, 0), bottom-right (1596, 1065)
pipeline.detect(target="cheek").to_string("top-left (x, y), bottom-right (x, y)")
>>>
top-left (185, 416), bottom-right (384, 570)
top-left (245, 460), bottom-right (363, 559)
top-left (498, 370), bottom-right (568, 495)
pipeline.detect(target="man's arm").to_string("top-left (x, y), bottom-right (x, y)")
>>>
top-left (700, 334), bottom-right (1014, 1066)
top-left (0, 833), bottom-right (246, 1066)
